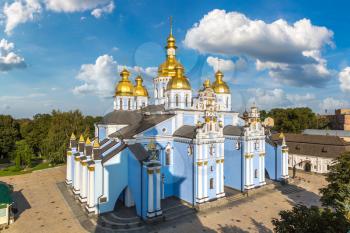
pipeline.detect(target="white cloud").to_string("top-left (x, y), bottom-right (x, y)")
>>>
top-left (3, 0), bottom-right (42, 35)
top-left (207, 56), bottom-right (239, 72)
top-left (339, 67), bottom-right (350, 92)
top-left (247, 88), bottom-right (316, 110)
top-left (91, 1), bottom-right (114, 18)
top-left (0, 38), bottom-right (26, 71)
top-left (44, 0), bottom-right (111, 13)
top-left (319, 97), bottom-right (348, 113)
top-left (2, 0), bottom-right (115, 34)
top-left (184, 9), bottom-right (334, 87)
top-left (73, 54), bottom-right (157, 97)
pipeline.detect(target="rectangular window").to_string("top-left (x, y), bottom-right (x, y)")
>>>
top-left (210, 178), bottom-right (214, 189)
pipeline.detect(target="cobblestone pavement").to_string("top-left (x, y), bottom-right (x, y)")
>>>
top-left (1, 166), bottom-right (327, 233)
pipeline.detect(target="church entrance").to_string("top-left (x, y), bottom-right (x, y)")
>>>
top-left (113, 187), bottom-right (137, 217)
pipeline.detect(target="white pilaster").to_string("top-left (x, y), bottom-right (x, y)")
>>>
top-left (220, 160), bottom-right (224, 194)
top-left (203, 162), bottom-right (208, 200)
top-left (147, 170), bottom-right (154, 218)
top-left (66, 151), bottom-right (72, 184)
top-left (86, 166), bottom-right (95, 213)
top-left (216, 160), bottom-right (220, 195)
top-left (73, 157), bottom-right (80, 194)
top-left (197, 162), bottom-right (203, 202)
top-left (80, 162), bottom-right (88, 202)
top-left (155, 169), bottom-right (162, 215)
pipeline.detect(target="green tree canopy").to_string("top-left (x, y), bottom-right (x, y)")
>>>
top-left (0, 115), bottom-right (20, 161)
top-left (320, 152), bottom-right (350, 219)
top-left (13, 140), bottom-right (34, 168)
top-left (272, 205), bottom-right (349, 233)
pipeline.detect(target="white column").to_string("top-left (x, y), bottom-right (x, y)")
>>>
top-left (250, 156), bottom-right (254, 185)
top-left (197, 163), bottom-right (203, 201)
top-left (87, 166), bottom-right (95, 208)
top-left (66, 151), bottom-right (72, 184)
top-left (147, 170), bottom-right (154, 217)
top-left (216, 160), bottom-right (220, 195)
top-left (74, 158), bottom-right (80, 194)
top-left (80, 162), bottom-right (87, 201)
top-left (220, 160), bottom-right (224, 193)
top-left (203, 162), bottom-right (208, 199)
top-left (155, 169), bottom-right (161, 214)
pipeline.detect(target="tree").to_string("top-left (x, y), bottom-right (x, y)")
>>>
top-left (12, 140), bottom-right (34, 168)
top-left (320, 152), bottom-right (350, 219)
top-left (272, 205), bottom-right (349, 233)
top-left (0, 115), bottom-right (20, 161)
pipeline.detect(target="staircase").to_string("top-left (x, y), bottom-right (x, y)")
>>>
top-left (163, 203), bottom-right (196, 222)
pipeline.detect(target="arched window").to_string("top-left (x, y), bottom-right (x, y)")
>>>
top-left (210, 178), bottom-right (214, 189)
top-left (226, 97), bottom-right (229, 108)
top-left (175, 94), bottom-right (179, 107)
top-left (119, 99), bottom-right (123, 110)
top-left (128, 99), bottom-right (131, 110)
top-left (185, 94), bottom-right (188, 107)
top-left (155, 88), bottom-right (158, 98)
top-left (163, 87), bottom-right (166, 97)
top-left (254, 169), bottom-right (258, 178)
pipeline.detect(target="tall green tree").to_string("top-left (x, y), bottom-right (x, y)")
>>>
top-left (0, 115), bottom-right (20, 161)
top-left (272, 205), bottom-right (349, 233)
top-left (320, 152), bottom-right (350, 219)
top-left (13, 140), bottom-right (34, 168)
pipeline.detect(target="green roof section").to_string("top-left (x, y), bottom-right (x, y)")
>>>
top-left (0, 183), bottom-right (13, 209)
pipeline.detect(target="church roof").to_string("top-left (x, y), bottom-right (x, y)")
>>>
top-left (100, 140), bottom-right (118, 155)
top-left (108, 113), bottom-right (175, 139)
top-left (173, 125), bottom-right (197, 139)
top-left (128, 143), bottom-right (149, 162)
top-left (100, 110), bottom-right (143, 125)
top-left (142, 104), bottom-right (165, 112)
top-left (102, 143), bottom-right (127, 164)
top-left (223, 125), bottom-right (243, 136)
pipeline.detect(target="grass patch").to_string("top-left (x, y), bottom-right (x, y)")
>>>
top-left (0, 162), bottom-right (63, 177)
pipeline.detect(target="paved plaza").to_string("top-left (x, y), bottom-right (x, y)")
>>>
top-left (1, 166), bottom-right (326, 233)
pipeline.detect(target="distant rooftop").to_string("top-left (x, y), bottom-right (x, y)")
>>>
top-left (303, 129), bottom-right (350, 137)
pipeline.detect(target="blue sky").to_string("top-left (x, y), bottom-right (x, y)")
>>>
top-left (1, 0), bottom-right (350, 118)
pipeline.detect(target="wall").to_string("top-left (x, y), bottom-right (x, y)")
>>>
top-left (127, 149), bottom-right (142, 216)
top-left (172, 141), bottom-right (194, 204)
top-left (265, 142), bottom-right (277, 180)
top-left (99, 150), bottom-right (128, 213)
top-left (224, 139), bottom-right (243, 190)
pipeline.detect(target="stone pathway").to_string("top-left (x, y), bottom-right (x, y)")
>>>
top-left (1, 166), bottom-right (326, 233)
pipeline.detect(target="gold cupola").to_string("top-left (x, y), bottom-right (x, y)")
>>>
top-left (115, 68), bottom-right (134, 96)
top-left (212, 70), bottom-right (230, 94)
top-left (166, 63), bottom-right (191, 90)
top-left (158, 17), bottom-right (181, 77)
top-left (133, 75), bottom-right (149, 97)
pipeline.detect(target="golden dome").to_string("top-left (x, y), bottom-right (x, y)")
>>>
top-left (85, 137), bottom-right (91, 145)
top-left (133, 75), bottom-right (149, 97)
top-left (93, 138), bottom-right (100, 148)
top-left (212, 70), bottom-right (230, 94)
top-left (79, 134), bottom-right (85, 143)
top-left (115, 68), bottom-right (134, 96)
top-left (70, 133), bottom-right (76, 140)
top-left (166, 64), bottom-right (191, 90)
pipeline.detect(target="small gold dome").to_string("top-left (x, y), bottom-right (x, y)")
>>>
top-left (79, 134), bottom-right (85, 143)
top-left (93, 138), bottom-right (100, 148)
top-left (212, 70), bottom-right (230, 94)
top-left (134, 75), bottom-right (149, 97)
top-left (85, 137), bottom-right (91, 145)
top-left (166, 64), bottom-right (191, 90)
top-left (158, 57), bottom-right (179, 77)
top-left (115, 68), bottom-right (134, 96)
top-left (203, 79), bottom-right (211, 88)
top-left (166, 34), bottom-right (177, 49)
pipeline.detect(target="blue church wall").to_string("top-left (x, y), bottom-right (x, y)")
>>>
top-left (207, 157), bottom-right (217, 199)
top-left (172, 141), bottom-right (194, 204)
top-left (94, 161), bottom-right (103, 213)
top-left (223, 115), bottom-right (233, 126)
top-left (252, 153), bottom-right (260, 186)
top-left (127, 149), bottom-right (142, 216)
top-left (265, 142), bottom-right (278, 180)
top-left (183, 114), bottom-right (194, 125)
top-left (224, 139), bottom-right (243, 191)
top-left (99, 127), bottom-right (106, 140)
top-left (142, 118), bottom-right (174, 137)
top-left (99, 151), bottom-right (128, 213)
top-left (161, 146), bottom-right (175, 198)
top-left (276, 146), bottom-right (283, 180)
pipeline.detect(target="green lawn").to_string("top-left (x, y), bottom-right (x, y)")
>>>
top-left (0, 161), bottom-right (63, 177)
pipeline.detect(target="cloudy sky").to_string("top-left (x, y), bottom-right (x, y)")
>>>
top-left (1, 0), bottom-right (350, 118)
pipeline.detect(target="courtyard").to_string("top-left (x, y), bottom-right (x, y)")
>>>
top-left (1, 166), bottom-right (326, 233)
